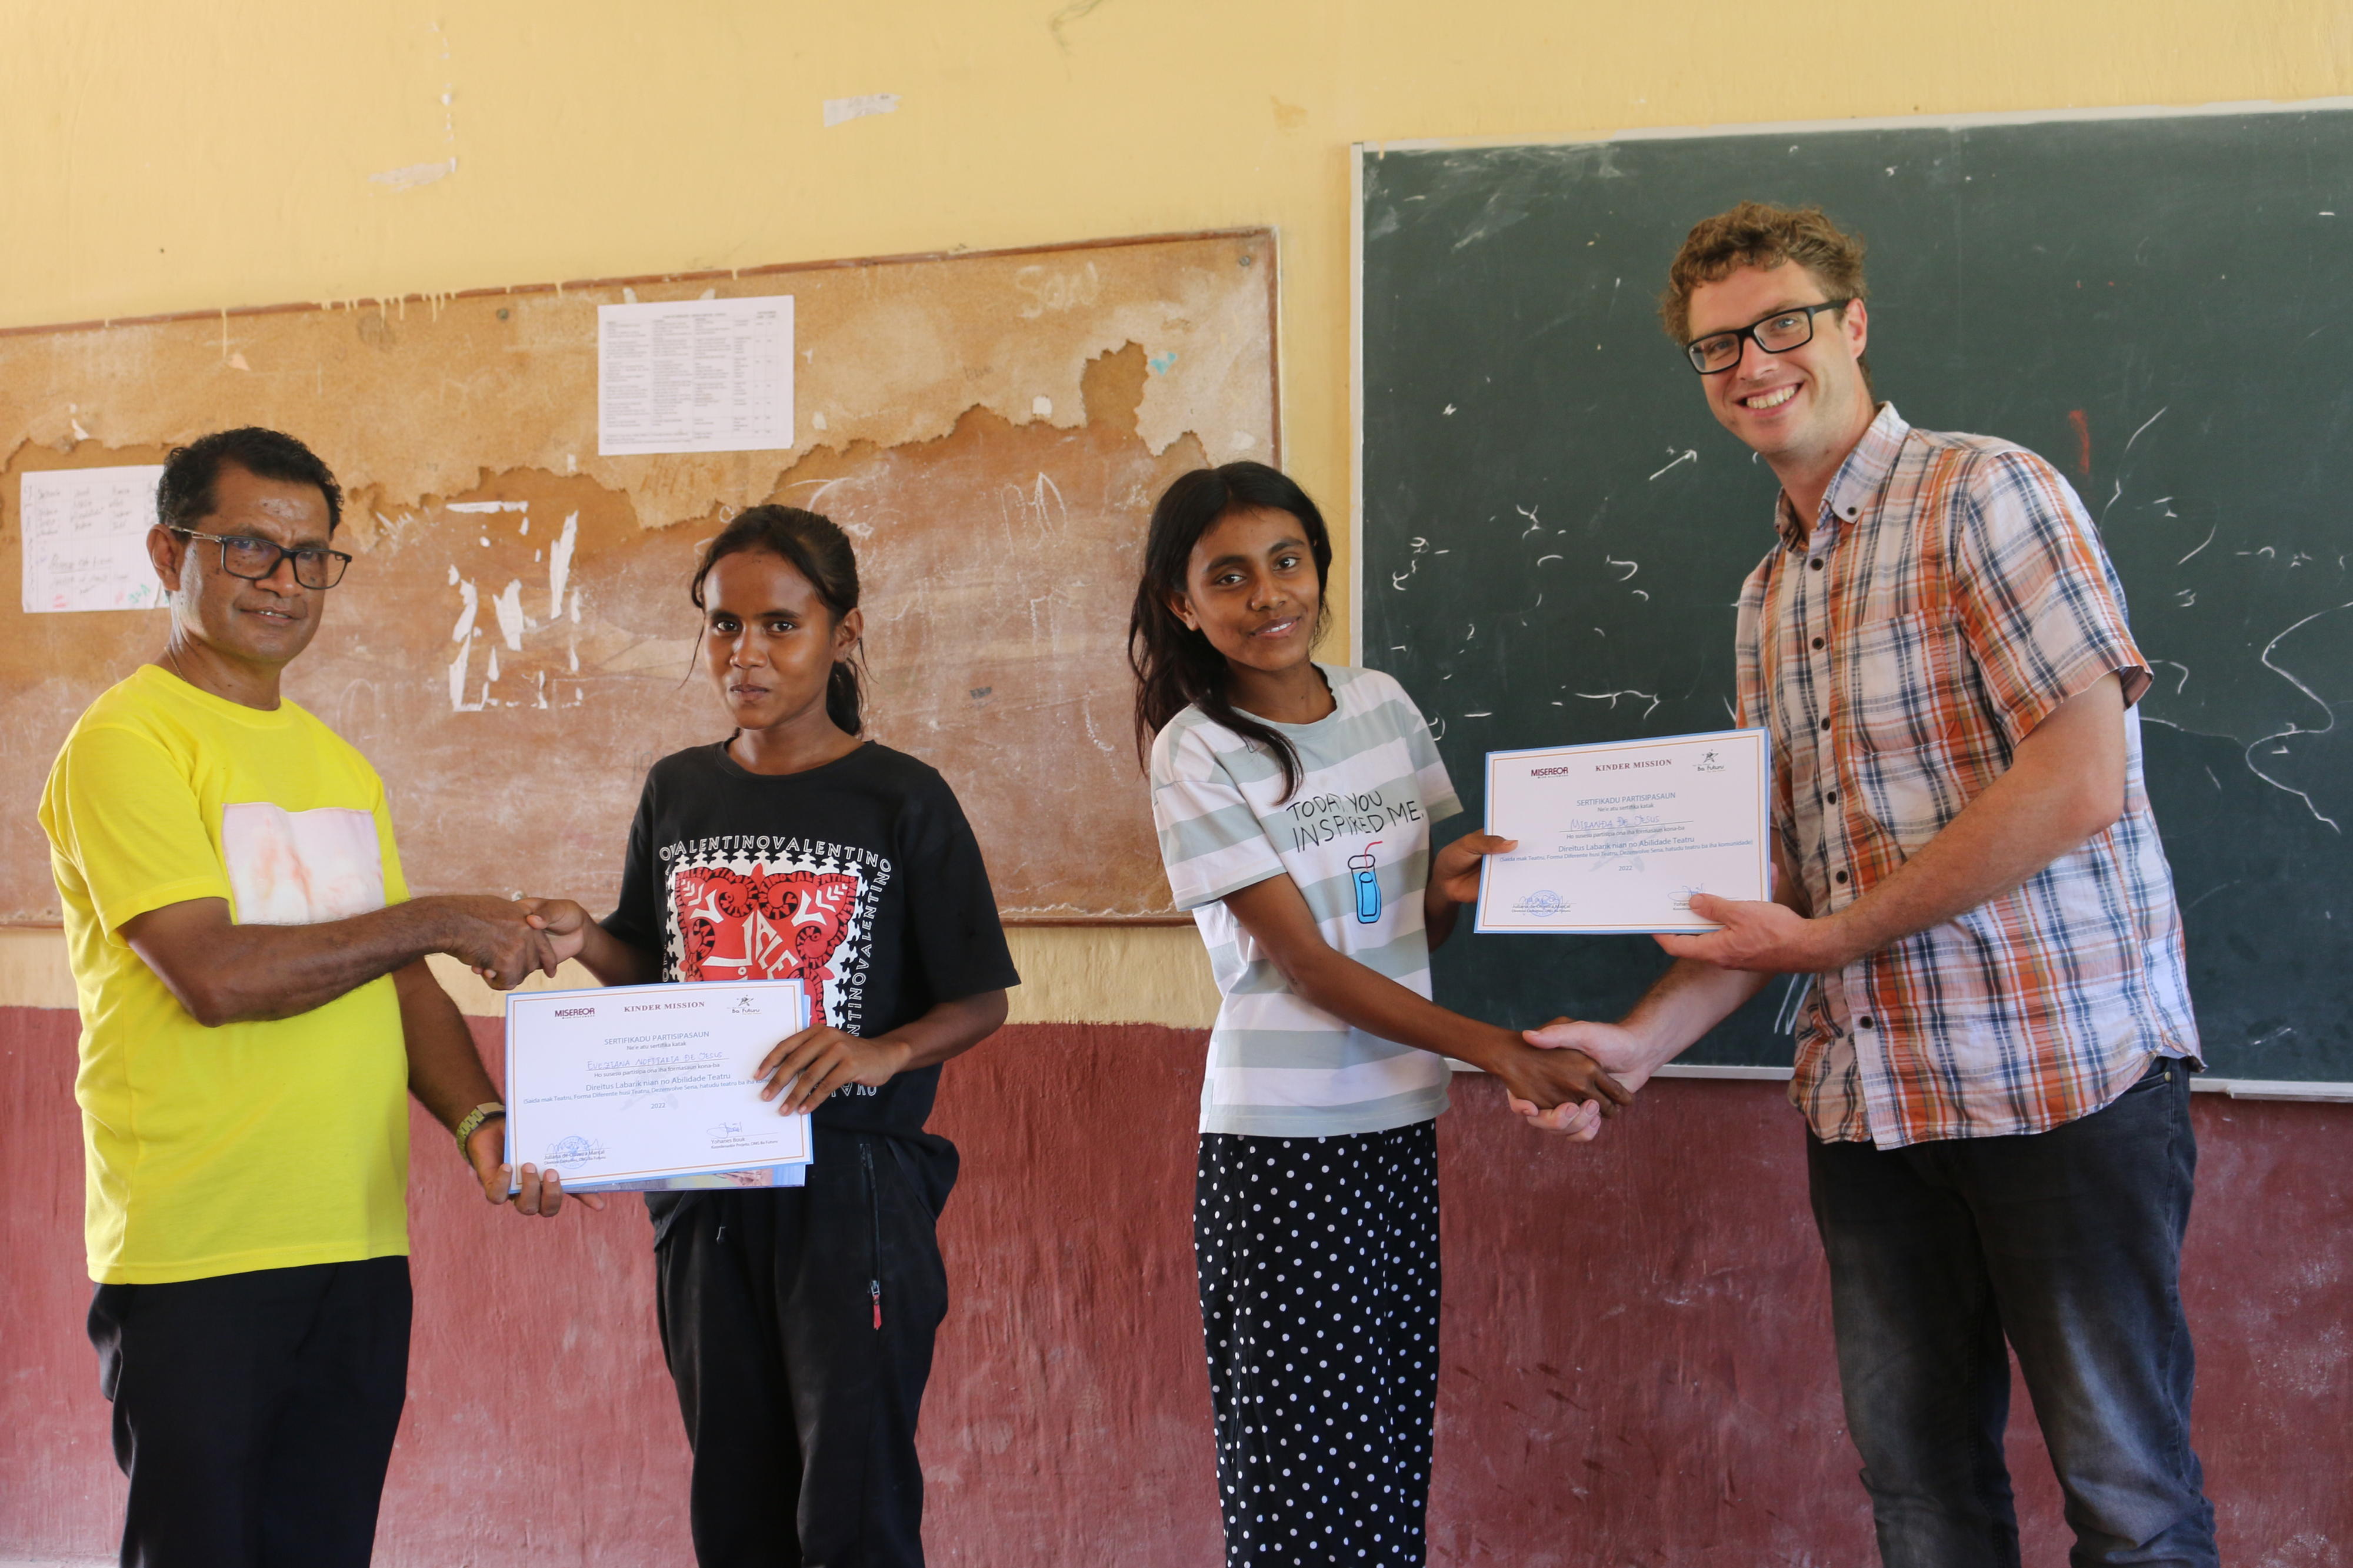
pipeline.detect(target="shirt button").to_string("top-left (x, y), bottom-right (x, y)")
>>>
top-left (1809, 558), bottom-right (1825, 572)
top-left (1835, 870), bottom-right (1849, 884)
top-left (1812, 636), bottom-right (1825, 650)
top-left (1858, 1016), bottom-right (1875, 1029)
top-left (1825, 790), bottom-right (1838, 803)
top-left (1821, 717), bottom-right (1832, 730)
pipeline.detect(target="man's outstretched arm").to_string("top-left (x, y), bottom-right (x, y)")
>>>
top-left (1654, 674), bottom-right (2125, 976)
top-left (1516, 673), bottom-right (2130, 1134)
top-left (122, 894), bottom-right (561, 1027)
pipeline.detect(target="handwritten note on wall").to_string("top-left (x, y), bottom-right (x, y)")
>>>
top-left (20, 465), bottom-right (166, 613)
top-left (597, 295), bottom-right (794, 457)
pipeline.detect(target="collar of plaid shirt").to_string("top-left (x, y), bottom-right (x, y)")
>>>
top-left (1737, 404), bottom-right (2199, 1150)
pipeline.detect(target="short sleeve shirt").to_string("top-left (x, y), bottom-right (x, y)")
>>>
top-left (1149, 665), bottom-right (1463, 1137)
top-left (38, 665), bottom-right (413, 1284)
top-left (1735, 405), bottom-right (2198, 1149)
top-left (601, 739), bottom-right (1020, 1144)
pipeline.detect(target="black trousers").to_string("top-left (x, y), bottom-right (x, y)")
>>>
top-left (654, 1129), bottom-right (955, 1568)
top-left (85, 1256), bottom-right (412, 1568)
top-left (1195, 1123), bottom-right (1443, 1567)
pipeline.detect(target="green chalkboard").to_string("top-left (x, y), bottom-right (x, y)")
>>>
top-left (1357, 108), bottom-right (2353, 1080)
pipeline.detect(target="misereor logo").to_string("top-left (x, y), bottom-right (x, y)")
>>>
top-left (552, 1006), bottom-right (596, 1018)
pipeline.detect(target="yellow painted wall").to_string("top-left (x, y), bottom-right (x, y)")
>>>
top-left (4, 0), bottom-right (2347, 1018)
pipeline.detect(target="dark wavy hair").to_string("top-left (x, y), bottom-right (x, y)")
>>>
top-left (159, 427), bottom-right (344, 535)
top-left (1128, 461), bottom-right (1333, 800)
top-left (689, 505), bottom-right (866, 735)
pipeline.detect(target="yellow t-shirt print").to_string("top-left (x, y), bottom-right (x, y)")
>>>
top-left (38, 664), bottom-right (414, 1285)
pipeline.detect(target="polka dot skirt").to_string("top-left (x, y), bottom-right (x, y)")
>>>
top-left (1195, 1122), bottom-right (1441, 1566)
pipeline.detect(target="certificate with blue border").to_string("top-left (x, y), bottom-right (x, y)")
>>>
top-left (1474, 728), bottom-right (1772, 935)
top-left (504, 979), bottom-right (815, 1194)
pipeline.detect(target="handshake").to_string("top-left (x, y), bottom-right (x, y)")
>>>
top-left (418, 895), bottom-right (600, 990)
top-left (1481, 1015), bottom-right (1664, 1145)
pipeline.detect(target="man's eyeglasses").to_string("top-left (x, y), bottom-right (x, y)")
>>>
top-left (1683, 299), bottom-right (1852, 375)
top-left (168, 528), bottom-right (353, 589)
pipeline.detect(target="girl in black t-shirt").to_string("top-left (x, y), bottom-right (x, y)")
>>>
top-left (523, 505), bottom-right (1019, 1567)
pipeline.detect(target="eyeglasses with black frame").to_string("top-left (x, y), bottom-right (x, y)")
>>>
top-left (168, 527), bottom-right (354, 589)
top-left (1682, 299), bottom-right (1852, 375)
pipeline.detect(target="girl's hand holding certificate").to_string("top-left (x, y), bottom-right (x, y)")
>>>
top-left (757, 1025), bottom-right (915, 1115)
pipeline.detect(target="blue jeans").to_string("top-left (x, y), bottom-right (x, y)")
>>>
top-left (1807, 1055), bottom-right (2217, 1568)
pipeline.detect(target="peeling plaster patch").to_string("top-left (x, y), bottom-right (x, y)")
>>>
top-left (811, 412), bottom-right (828, 432)
top-left (448, 579), bottom-right (479, 644)
top-left (491, 579), bottom-right (526, 651)
top-left (824, 94), bottom-right (899, 127)
top-left (547, 512), bottom-right (578, 619)
top-left (448, 500), bottom-right (526, 513)
top-left (1032, 396), bottom-right (1053, 418)
top-left (369, 158), bottom-right (457, 192)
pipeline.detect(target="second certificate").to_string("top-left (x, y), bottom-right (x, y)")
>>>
top-left (1475, 728), bottom-right (1771, 935)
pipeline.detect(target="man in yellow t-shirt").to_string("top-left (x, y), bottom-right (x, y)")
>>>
top-left (38, 427), bottom-right (596, 1568)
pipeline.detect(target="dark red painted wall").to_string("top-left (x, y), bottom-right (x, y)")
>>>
top-left (4, 1005), bottom-right (2347, 1564)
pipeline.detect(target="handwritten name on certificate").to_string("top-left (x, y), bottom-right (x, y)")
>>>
top-left (1475, 729), bottom-right (1771, 935)
top-left (503, 980), bottom-right (815, 1193)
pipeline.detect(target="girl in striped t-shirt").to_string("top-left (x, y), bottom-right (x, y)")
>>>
top-left (1128, 461), bottom-right (1628, 1564)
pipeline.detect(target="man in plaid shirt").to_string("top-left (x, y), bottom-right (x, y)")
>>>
top-left (1519, 203), bottom-right (2214, 1567)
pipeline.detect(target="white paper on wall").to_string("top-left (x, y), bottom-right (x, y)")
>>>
top-left (20, 465), bottom-right (167, 614)
top-left (597, 296), bottom-right (794, 458)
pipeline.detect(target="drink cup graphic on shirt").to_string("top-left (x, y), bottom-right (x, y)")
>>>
top-left (1349, 841), bottom-right (1383, 925)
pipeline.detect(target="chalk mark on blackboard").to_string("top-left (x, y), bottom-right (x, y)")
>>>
top-left (2185, 879), bottom-right (2242, 913)
top-left (1606, 556), bottom-right (1639, 581)
top-left (1572, 689), bottom-right (1661, 719)
top-left (2240, 599), bottom-right (2353, 832)
top-left (2155, 660), bottom-right (2191, 695)
top-left (2125, 406), bottom-right (2169, 452)
top-left (1516, 503), bottom-right (1545, 537)
top-left (2177, 523), bottom-right (2217, 565)
top-left (1648, 450), bottom-right (1698, 482)
top-left (1770, 973), bottom-right (1813, 1035)
top-left (1535, 554), bottom-right (1562, 566)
